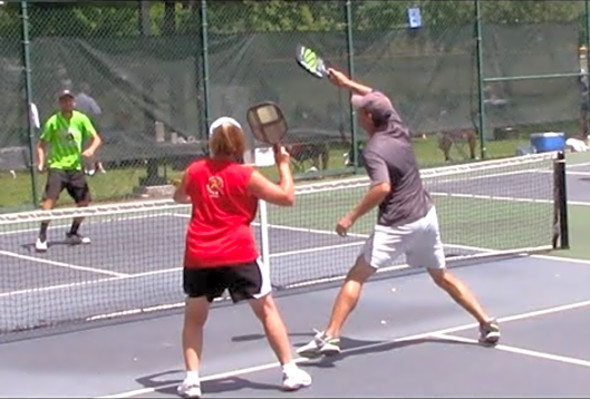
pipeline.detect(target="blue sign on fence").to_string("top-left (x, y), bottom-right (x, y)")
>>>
top-left (408, 7), bottom-right (422, 29)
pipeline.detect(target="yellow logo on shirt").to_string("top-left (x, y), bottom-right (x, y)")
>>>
top-left (206, 176), bottom-right (224, 198)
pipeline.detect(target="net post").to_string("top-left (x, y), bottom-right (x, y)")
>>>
top-left (20, 1), bottom-right (39, 208)
top-left (259, 199), bottom-right (271, 274)
top-left (200, 0), bottom-right (211, 134)
top-left (474, 0), bottom-right (487, 160)
top-left (552, 151), bottom-right (569, 250)
top-left (344, 0), bottom-right (359, 173)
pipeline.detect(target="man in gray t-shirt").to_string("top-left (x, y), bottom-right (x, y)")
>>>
top-left (355, 91), bottom-right (432, 228)
top-left (297, 68), bottom-right (500, 359)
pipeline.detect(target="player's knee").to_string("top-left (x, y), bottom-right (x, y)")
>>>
top-left (346, 255), bottom-right (375, 283)
top-left (184, 297), bottom-right (209, 327)
top-left (40, 199), bottom-right (54, 211)
top-left (428, 268), bottom-right (452, 288)
top-left (250, 294), bottom-right (278, 321)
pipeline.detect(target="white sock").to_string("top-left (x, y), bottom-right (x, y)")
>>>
top-left (185, 370), bottom-right (200, 384)
top-left (282, 361), bottom-right (299, 374)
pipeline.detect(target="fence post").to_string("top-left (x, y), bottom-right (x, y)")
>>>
top-left (474, 0), bottom-right (486, 160)
top-left (200, 0), bottom-right (211, 135)
top-left (345, 0), bottom-right (359, 173)
top-left (20, 1), bottom-right (38, 208)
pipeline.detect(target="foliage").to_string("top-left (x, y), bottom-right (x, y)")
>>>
top-left (0, 1), bottom-right (585, 39)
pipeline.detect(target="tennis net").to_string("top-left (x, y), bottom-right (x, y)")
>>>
top-left (0, 151), bottom-right (567, 335)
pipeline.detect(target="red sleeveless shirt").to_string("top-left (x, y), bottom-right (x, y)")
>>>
top-left (183, 158), bottom-right (259, 268)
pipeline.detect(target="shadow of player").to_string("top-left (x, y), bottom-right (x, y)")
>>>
top-left (296, 335), bottom-right (483, 369)
top-left (232, 331), bottom-right (316, 343)
top-left (20, 239), bottom-right (81, 253)
top-left (136, 369), bottom-right (280, 396)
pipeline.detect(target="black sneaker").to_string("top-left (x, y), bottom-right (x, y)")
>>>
top-left (65, 232), bottom-right (91, 245)
top-left (479, 318), bottom-right (500, 345)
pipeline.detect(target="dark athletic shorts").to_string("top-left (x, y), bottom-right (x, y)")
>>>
top-left (43, 168), bottom-right (91, 204)
top-left (183, 259), bottom-right (271, 303)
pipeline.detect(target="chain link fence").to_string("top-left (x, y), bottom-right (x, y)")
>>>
top-left (207, 1), bottom-right (350, 176)
top-left (478, 0), bottom-right (587, 159)
top-left (0, 0), bottom-right (589, 212)
top-left (0, 2), bottom-right (32, 208)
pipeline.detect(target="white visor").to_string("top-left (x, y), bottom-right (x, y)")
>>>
top-left (209, 116), bottom-right (242, 137)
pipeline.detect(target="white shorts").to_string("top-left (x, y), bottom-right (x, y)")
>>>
top-left (361, 206), bottom-right (446, 270)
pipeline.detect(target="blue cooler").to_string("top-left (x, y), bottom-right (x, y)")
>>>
top-left (530, 132), bottom-right (565, 153)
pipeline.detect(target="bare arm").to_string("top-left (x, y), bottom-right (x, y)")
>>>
top-left (347, 182), bottom-right (390, 224)
top-left (80, 115), bottom-right (102, 158)
top-left (327, 67), bottom-right (373, 96)
top-left (84, 133), bottom-right (102, 155)
top-left (37, 118), bottom-right (52, 172)
top-left (36, 140), bottom-right (47, 172)
top-left (336, 149), bottom-right (392, 236)
top-left (247, 147), bottom-right (294, 206)
top-left (173, 171), bottom-right (191, 204)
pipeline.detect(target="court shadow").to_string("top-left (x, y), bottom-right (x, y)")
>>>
top-left (20, 239), bottom-right (77, 252)
top-left (232, 331), bottom-right (315, 343)
top-left (301, 336), bottom-right (482, 368)
top-left (136, 370), bottom-right (280, 396)
top-left (135, 369), bottom-right (184, 389)
top-left (185, 377), bottom-right (279, 395)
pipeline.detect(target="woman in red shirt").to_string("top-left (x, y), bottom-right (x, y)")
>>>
top-left (173, 116), bottom-right (311, 398)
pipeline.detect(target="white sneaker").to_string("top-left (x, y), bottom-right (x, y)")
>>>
top-left (177, 379), bottom-right (202, 398)
top-left (297, 330), bottom-right (341, 358)
top-left (35, 237), bottom-right (48, 252)
top-left (282, 365), bottom-right (312, 391)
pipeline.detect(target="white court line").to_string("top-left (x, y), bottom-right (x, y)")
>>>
top-left (0, 250), bottom-right (127, 278)
top-left (269, 241), bottom-right (365, 258)
top-left (531, 254), bottom-right (590, 266)
top-left (566, 171), bottom-right (590, 177)
top-left (539, 169), bottom-right (590, 177)
top-left (567, 161), bottom-right (590, 169)
top-left (96, 298), bottom-right (590, 399)
top-left (0, 213), bottom-right (175, 236)
top-left (171, 213), bottom-right (370, 240)
top-left (431, 192), bottom-right (590, 207)
top-left (0, 266), bottom-right (178, 298)
top-left (434, 333), bottom-right (590, 368)
top-left (431, 192), bottom-right (551, 204)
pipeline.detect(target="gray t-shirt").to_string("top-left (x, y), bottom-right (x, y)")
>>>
top-left (362, 106), bottom-right (433, 227)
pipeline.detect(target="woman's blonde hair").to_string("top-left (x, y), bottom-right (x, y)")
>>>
top-left (209, 122), bottom-right (246, 157)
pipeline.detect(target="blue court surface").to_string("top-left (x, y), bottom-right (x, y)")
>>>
top-left (1, 254), bottom-right (590, 398)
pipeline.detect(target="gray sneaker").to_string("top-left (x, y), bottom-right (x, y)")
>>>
top-left (297, 330), bottom-right (341, 358)
top-left (479, 318), bottom-right (501, 345)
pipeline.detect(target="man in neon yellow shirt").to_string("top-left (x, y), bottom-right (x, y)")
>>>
top-left (35, 90), bottom-right (102, 252)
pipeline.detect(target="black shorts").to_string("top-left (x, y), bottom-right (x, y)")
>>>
top-left (43, 169), bottom-right (91, 204)
top-left (183, 260), bottom-right (271, 303)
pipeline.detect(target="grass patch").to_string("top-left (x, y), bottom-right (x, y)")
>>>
top-left (0, 133), bottom-right (533, 212)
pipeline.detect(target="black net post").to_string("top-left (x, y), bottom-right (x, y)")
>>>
top-left (553, 151), bottom-right (569, 249)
